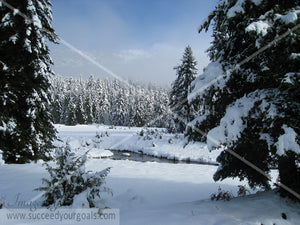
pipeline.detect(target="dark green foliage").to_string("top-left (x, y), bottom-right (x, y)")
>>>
top-left (185, 87), bottom-right (232, 142)
top-left (188, 0), bottom-right (300, 197)
top-left (0, 0), bottom-right (57, 163)
top-left (214, 132), bottom-right (272, 189)
top-left (37, 144), bottom-right (86, 207)
top-left (278, 152), bottom-right (300, 200)
top-left (210, 187), bottom-right (233, 201)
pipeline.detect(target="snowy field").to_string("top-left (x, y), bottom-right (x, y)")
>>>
top-left (56, 124), bottom-right (221, 164)
top-left (0, 125), bottom-right (299, 225)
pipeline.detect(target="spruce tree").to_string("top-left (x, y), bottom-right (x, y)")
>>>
top-left (188, 0), bottom-right (300, 195)
top-left (169, 46), bottom-right (197, 133)
top-left (36, 143), bottom-right (111, 207)
top-left (0, 0), bottom-right (57, 163)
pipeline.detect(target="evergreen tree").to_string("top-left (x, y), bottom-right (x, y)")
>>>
top-left (0, 0), bottom-right (57, 163)
top-left (49, 76), bottom-right (171, 128)
top-left (36, 143), bottom-right (111, 207)
top-left (188, 0), bottom-right (300, 195)
top-left (65, 95), bottom-right (77, 126)
top-left (169, 46), bottom-right (197, 133)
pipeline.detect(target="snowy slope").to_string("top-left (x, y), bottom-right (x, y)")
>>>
top-left (1, 125), bottom-right (299, 225)
top-left (0, 157), bottom-right (298, 225)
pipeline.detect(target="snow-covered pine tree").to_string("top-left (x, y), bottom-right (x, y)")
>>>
top-left (188, 0), bottom-right (300, 194)
top-left (154, 90), bottom-right (171, 128)
top-left (0, 0), bottom-right (57, 163)
top-left (169, 46), bottom-right (197, 133)
top-left (36, 143), bottom-right (111, 207)
top-left (64, 92), bottom-right (77, 126)
top-left (49, 76), bottom-right (170, 127)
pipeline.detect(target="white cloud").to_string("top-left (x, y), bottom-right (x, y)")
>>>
top-left (51, 41), bottom-right (210, 85)
top-left (115, 49), bottom-right (152, 62)
top-left (50, 0), bottom-right (213, 85)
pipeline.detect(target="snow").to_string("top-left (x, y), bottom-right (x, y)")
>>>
top-left (227, 0), bottom-right (263, 18)
top-left (5, 119), bottom-right (17, 132)
top-left (282, 72), bottom-right (298, 84)
top-left (282, 73), bottom-right (300, 85)
top-left (24, 38), bottom-right (32, 53)
top-left (1, 12), bottom-right (12, 27)
top-left (206, 89), bottom-right (282, 151)
top-left (56, 124), bottom-right (220, 164)
top-left (290, 53), bottom-right (300, 59)
top-left (0, 150), bottom-right (4, 165)
top-left (259, 97), bottom-right (278, 119)
top-left (1, 125), bottom-right (300, 224)
top-left (26, 27), bottom-right (32, 36)
top-left (72, 191), bottom-right (92, 208)
top-left (278, 11), bottom-right (298, 24)
top-left (188, 61), bottom-right (224, 103)
top-left (27, 0), bottom-right (42, 30)
top-left (250, 0), bottom-right (263, 5)
top-left (2, 63), bottom-right (8, 71)
top-left (1, 12), bottom-right (10, 23)
top-left (187, 114), bottom-right (209, 130)
top-left (9, 34), bottom-right (18, 44)
top-left (260, 133), bottom-right (273, 151)
top-left (207, 94), bottom-right (257, 150)
top-left (13, 9), bottom-right (19, 16)
top-left (276, 125), bottom-right (300, 156)
top-left (88, 149), bottom-right (113, 158)
top-left (246, 21), bottom-right (270, 36)
top-left (227, 0), bottom-right (245, 18)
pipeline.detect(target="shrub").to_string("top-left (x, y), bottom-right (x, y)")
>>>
top-left (210, 187), bottom-right (233, 201)
top-left (36, 143), bottom-right (111, 208)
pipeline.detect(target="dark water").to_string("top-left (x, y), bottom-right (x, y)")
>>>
top-left (106, 149), bottom-right (218, 166)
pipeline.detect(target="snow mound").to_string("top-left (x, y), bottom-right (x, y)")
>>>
top-left (55, 125), bottom-right (220, 164)
top-left (88, 149), bottom-right (113, 158)
top-left (277, 11), bottom-right (298, 24)
top-left (227, 0), bottom-right (245, 18)
top-left (276, 125), bottom-right (300, 156)
top-left (250, 0), bottom-right (263, 5)
top-left (246, 21), bottom-right (270, 36)
top-left (188, 61), bottom-right (224, 103)
top-left (227, 0), bottom-right (263, 18)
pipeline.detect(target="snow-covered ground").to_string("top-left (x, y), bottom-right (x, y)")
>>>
top-left (1, 124), bottom-right (299, 225)
top-left (56, 124), bottom-right (221, 164)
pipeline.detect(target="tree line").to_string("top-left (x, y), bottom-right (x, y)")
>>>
top-left (50, 75), bottom-right (171, 128)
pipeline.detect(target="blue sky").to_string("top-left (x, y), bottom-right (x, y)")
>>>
top-left (49, 0), bottom-right (219, 84)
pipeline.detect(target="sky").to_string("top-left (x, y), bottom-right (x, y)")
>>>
top-left (49, 0), bottom-right (219, 85)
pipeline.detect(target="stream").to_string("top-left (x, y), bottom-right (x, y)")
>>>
top-left (106, 149), bottom-right (218, 166)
